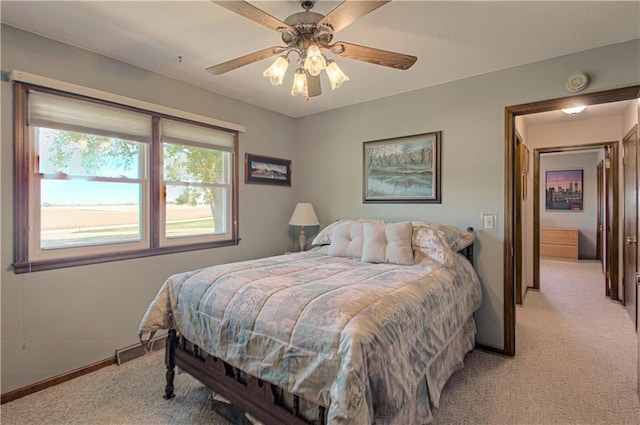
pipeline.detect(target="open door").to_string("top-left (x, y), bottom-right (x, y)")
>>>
top-left (636, 94), bottom-right (640, 399)
top-left (514, 134), bottom-right (524, 305)
top-left (604, 146), bottom-right (619, 301)
top-left (623, 125), bottom-right (638, 328)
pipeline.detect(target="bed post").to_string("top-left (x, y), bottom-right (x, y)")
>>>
top-left (466, 227), bottom-right (475, 264)
top-left (164, 329), bottom-right (177, 399)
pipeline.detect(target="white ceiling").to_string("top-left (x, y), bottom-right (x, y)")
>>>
top-left (1, 1), bottom-right (639, 118)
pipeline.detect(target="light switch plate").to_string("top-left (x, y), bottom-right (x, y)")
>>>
top-left (482, 213), bottom-right (497, 231)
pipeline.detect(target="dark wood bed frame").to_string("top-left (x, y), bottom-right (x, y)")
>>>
top-left (162, 227), bottom-right (475, 425)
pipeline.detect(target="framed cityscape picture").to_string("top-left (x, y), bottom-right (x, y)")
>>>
top-left (545, 169), bottom-right (583, 211)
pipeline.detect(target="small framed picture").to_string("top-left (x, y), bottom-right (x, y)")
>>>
top-left (245, 153), bottom-right (292, 186)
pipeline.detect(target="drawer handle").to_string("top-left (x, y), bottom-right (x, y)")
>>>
top-left (625, 236), bottom-right (637, 244)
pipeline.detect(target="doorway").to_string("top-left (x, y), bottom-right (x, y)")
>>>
top-left (503, 85), bottom-right (640, 356)
top-left (532, 144), bottom-right (617, 294)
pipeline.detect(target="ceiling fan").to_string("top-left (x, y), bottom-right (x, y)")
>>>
top-left (207, 0), bottom-right (417, 99)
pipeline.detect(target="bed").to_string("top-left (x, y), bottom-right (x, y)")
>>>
top-left (138, 219), bottom-right (482, 425)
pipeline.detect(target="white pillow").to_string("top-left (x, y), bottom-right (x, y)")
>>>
top-left (327, 222), bottom-right (364, 258)
top-left (311, 218), bottom-right (386, 246)
top-left (362, 221), bottom-right (414, 265)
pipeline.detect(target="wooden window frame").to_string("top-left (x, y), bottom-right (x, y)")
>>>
top-left (13, 82), bottom-right (240, 274)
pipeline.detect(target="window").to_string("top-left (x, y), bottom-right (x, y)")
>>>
top-left (13, 83), bottom-right (239, 273)
top-left (160, 119), bottom-right (234, 245)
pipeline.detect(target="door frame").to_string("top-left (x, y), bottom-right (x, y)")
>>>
top-left (622, 124), bottom-right (639, 327)
top-left (532, 142), bottom-right (618, 293)
top-left (503, 85), bottom-right (640, 356)
top-left (597, 160), bottom-right (603, 265)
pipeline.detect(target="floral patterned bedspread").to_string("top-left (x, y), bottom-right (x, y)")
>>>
top-left (138, 250), bottom-right (482, 424)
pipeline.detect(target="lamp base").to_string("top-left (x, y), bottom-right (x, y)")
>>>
top-left (298, 227), bottom-right (307, 252)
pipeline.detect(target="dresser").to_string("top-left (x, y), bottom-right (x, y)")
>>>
top-left (540, 227), bottom-right (579, 260)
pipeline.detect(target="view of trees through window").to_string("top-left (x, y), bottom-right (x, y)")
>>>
top-left (38, 127), bottom-right (144, 249)
top-left (38, 127), bottom-right (226, 250)
top-left (163, 142), bottom-right (229, 239)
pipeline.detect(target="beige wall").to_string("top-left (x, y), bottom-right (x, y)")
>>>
top-left (2, 23), bottom-right (639, 393)
top-left (622, 99), bottom-right (640, 134)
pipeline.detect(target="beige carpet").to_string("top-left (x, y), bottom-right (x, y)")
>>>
top-left (2, 259), bottom-right (639, 424)
top-left (1, 349), bottom-right (231, 425)
top-left (431, 259), bottom-right (640, 425)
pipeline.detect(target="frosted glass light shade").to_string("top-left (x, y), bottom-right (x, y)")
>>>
top-left (326, 60), bottom-right (349, 90)
top-left (561, 106), bottom-right (586, 115)
top-left (291, 68), bottom-right (308, 98)
top-left (303, 44), bottom-right (327, 77)
top-left (263, 56), bottom-right (289, 86)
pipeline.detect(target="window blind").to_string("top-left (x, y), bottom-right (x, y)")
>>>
top-left (161, 119), bottom-right (235, 151)
top-left (29, 90), bottom-right (152, 142)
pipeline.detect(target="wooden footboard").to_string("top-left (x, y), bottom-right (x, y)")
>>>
top-left (164, 329), bottom-right (326, 425)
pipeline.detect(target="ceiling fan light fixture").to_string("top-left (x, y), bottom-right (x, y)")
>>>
top-left (291, 68), bottom-right (309, 99)
top-left (303, 44), bottom-right (326, 77)
top-left (263, 55), bottom-right (290, 86)
top-left (209, 0), bottom-right (415, 100)
top-left (326, 60), bottom-right (349, 90)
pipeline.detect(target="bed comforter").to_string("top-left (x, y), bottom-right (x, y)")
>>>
top-left (138, 250), bottom-right (482, 425)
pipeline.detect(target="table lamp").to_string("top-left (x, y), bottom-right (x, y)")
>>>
top-left (288, 202), bottom-right (319, 251)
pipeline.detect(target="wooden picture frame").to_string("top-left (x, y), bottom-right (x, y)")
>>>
top-left (245, 153), bottom-right (292, 186)
top-left (363, 131), bottom-right (441, 203)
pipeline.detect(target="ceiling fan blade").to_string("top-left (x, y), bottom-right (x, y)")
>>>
top-left (211, 1), bottom-right (294, 33)
top-left (307, 72), bottom-right (321, 98)
top-left (206, 46), bottom-right (286, 75)
top-left (330, 41), bottom-right (417, 70)
top-left (317, 0), bottom-right (390, 33)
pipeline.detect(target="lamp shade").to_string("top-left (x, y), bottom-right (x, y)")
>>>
top-left (288, 203), bottom-right (319, 226)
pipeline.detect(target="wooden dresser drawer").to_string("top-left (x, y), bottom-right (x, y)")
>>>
top-left (540, 227), bottom-right (579, 260)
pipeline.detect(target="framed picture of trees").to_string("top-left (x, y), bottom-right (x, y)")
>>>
top-left (363, 131), bottom-right (441, 203)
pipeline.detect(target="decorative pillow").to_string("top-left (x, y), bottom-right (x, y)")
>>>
top-left (328, 222), bottom-right (364, 258)
top-left (311, 220), bottom-right (343, 246)
top-left (311, 218), bottom-right (385, 246)
top-left (412, 222), bottom-right (474, 251)
top-left (362, 221), bottom-right (414, 265)
top-left (411, 222), bottom-right (474, 267)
